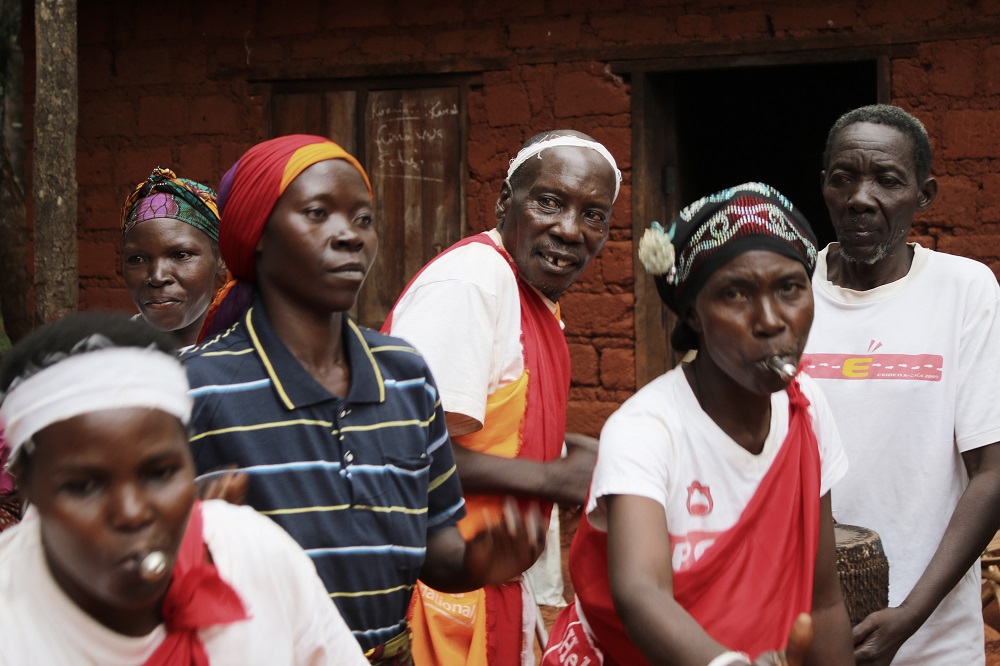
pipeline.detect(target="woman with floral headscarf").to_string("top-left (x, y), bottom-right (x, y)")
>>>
top-left (183, 135), bottom-right (544, 665)
top-left (120, 168), bottom-right (227, 351)
top-left (542, 183), bottom-right (854, 666)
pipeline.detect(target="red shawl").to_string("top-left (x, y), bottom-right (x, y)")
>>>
top-left (569, 379), bottom-right (821, 663)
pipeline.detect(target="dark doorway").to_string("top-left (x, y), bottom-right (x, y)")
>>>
top-left (630, 60), bottom-right (878, 387)
top-left (658, 61), bottom-right (876, 248)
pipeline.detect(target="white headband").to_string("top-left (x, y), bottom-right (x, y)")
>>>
top-left (506, 136), bottom-right (623, 202)
top-left (0, 347), bottom-right (192, 460)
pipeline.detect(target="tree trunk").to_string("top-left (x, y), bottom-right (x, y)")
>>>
top-left (0, 0), bottom-right (30, 343)
top-left (32, 0), bottom-right (77, 326)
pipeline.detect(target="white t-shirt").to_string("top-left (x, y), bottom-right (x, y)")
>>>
top-left (588, 367), bottom-right (847, 574)
top-left (805, 243), bottom-right (1000, 666)
top-left (388, 229), bottom-right (557, 434)
top-left (0, 500), bottom-right (368, 665)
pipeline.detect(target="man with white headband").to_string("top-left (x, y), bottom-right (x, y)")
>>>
top-left (0, 312), bottom-right (367, 665)
top-left (384, 129), bottom-right (621, 665)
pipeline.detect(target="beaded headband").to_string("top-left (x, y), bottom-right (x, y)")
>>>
top-left (639, 182), bottom-right (817, 313)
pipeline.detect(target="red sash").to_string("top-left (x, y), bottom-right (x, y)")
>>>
top-left (144, 501), bottom-right (249, 666)
top-left (562, 380), bottom-right (820, 663)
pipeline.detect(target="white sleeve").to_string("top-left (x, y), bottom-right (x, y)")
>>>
top-left (955, 266), bottom-right (1000, 452)
top-left (801, 373), bottom-right (849, 496)
top-left (389, 271), bottom-right (505, 430)
top-left (586, 395), bottom-right (673, 532)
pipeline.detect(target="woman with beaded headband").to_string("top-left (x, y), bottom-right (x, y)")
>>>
top-left (0, 312), bottom-right (367, 664)
top-left (542, 183), bottom-right (854, 666)
top-left (120, 168), bottom-right (228, 351)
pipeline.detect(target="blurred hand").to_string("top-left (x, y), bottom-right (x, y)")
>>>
top-left (463, 497), bottom-right (546, 585)
top-left (754, 613), bottom-right (813, 666)
top-left (196, 467), bottom-right (248, 505)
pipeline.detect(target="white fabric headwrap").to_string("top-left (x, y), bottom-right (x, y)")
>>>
top-left (0, 347), bottom-right (192, 459)
top-left (506, 135), bottom-right (623, 202)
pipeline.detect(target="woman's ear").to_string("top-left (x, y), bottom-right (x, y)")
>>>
top-left (211, 249), bottom-right (229, 293)
top-left (683, 305), bottom-right (702, 336)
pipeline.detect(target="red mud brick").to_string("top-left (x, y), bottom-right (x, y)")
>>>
top-left (554, 70), bottom-right (630, 118)
top-left (508, 19), bottom-right (583, 50)
top-left (138, 95), bottom-right (190, 136)
top-left (600, 347), bottom-right (635, 391)
top-left (483, 82), bottom-right (532, 128)
top-left (78, 239), bottom-right (118, 279)
top-left (942, 110), bottom-right (1000, 160)
top-left (568, 343), bottom-right (599, 386)
top-left (600, 240), bottom-right (634, 287)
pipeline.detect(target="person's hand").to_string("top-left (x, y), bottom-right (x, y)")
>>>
top-left (196, 467), bottom-right (248, 504)
top-left (463, 497), bottom-right (546, 585)
top-left (543, 437), bottom-right (597, 506)
top-left (851, 606), bottom-right (918, 665)
top-left (753, 613), bottom-right (813, 666)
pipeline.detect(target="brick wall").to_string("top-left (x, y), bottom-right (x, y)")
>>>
top-left (26, 0), bottom-right (1000, 435)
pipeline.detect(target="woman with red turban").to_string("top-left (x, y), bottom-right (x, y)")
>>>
top-left (184, 135), bottom-right (543, 665)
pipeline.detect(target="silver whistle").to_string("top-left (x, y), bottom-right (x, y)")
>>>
top-left (139, 551), bottom-right (168, 582)
top-left (766, 356), bottom-right (798, 381)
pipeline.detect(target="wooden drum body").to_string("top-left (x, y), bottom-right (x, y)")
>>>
top-left (834, 523), bottom-right (889, 626)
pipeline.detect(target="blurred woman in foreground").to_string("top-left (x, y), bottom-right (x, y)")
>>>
top-left (0, 312), bottom-right (366, 664)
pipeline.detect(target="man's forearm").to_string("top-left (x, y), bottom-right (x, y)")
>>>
top-left (451, 443), bottom-right (594, 505)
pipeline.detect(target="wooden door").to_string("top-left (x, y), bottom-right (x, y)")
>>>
top-left (271, 85), bottom-right (465, 329)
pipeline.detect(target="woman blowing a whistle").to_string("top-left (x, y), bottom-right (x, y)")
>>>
top-left (543, 183), bottom-right (854, 666)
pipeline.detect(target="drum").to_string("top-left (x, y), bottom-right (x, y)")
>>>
top-left (834, 523), bottom-right (889, 626)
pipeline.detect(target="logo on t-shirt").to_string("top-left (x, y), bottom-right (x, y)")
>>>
top-left (686, 481), bottom-right (714, 516)
top-left (803, 340), bottom-right (943, 382)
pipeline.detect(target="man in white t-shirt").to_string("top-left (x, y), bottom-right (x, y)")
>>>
top-left (803, 104), bottom-right (1000, 665)
top-left (383, 130), bottom-right (621, 665)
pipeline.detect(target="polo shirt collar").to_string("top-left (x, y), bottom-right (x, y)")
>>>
top-left (245, 299), bottom-right (386, 410)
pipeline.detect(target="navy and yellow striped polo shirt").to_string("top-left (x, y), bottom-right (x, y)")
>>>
top-left (183, 301), bottom-right (466, 653)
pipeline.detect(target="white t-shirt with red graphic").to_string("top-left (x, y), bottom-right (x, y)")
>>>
top-left (587, 367), bottom-right (847, 574)
top-left (804, 244), bottom-right (1000, 666)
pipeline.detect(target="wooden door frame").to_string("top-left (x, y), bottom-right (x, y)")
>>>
top-left (626, 50), bottom-right (895, 389)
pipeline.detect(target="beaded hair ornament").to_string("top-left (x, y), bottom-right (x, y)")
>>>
top-left (639, 183), bottom-right (816, 287)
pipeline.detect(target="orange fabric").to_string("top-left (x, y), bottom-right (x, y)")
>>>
top-left (409, 586), bottom-right (489, 666)
top-left (455, 372), bottom-right (528, 541)
top-left (280, 142), bottom-right (372, 194)
top-left (408, 371), bottom-right (529, 665)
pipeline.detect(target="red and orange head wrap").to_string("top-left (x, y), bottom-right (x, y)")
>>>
top-left (217, 134), bottom-right (372, 280)
top-left (199, 135), bottom-right (373, 341)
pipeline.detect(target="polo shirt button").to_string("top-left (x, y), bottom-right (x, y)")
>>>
top-left (339, 408), bottom-right (351, 418)
top-left (345, 451), bottom-right (354, 463)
